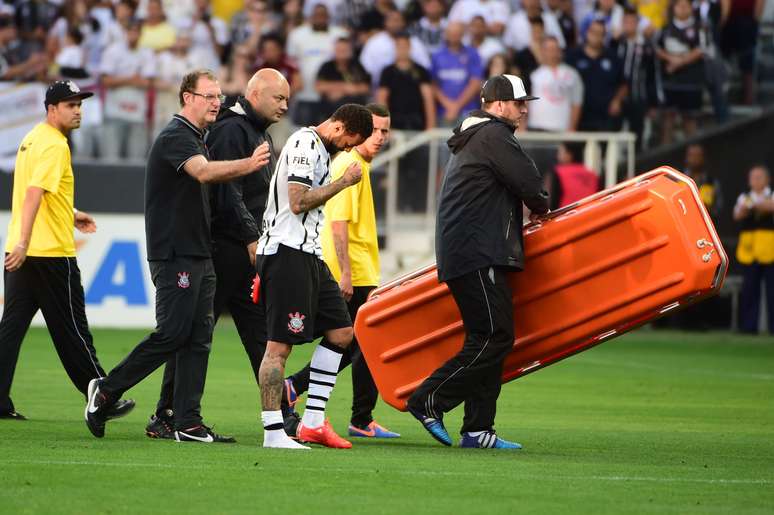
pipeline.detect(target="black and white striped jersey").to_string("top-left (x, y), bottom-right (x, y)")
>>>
top-left (256, 127), bottom-right (331, 258)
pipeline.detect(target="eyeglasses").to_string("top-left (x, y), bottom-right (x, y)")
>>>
top-left (190, 92), bottom-right (225, 104)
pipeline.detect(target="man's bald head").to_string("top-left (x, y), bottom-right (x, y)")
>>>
top-left (245, 68), bottom-right (290, 124)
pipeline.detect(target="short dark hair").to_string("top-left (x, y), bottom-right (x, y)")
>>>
top-left (179, 69), bottom-right (217, 107)
top-left (623, 6), bottom-right (638, 16)
top-left (260, 33), bottom-right (285, 49)
top-left (589, 18), bottom-right (606, 32)
top-left (330, 104), bottom-right (373, 140)
top-left (365, 103), bottom-right (390, 118)
top-left (528, 16), bottom-right (544, 27)
top-left (68, 26), bottom-right (83, 45)
top-left (562, 141), bottom-right (584, 162)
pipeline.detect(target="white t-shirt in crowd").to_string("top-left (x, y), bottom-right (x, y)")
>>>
top-left (466, 35), bottom-right (506, 66)
top-left (359, 31), bottom-right (431, 87)
top-left (528, 64), bottom-right (584, 132)
top-left (503, 10), bottom-right (566, 51)
top-left (99, 42), bottom-right (156, 123)
top-left (448, 0), bottom-right (511, 25)
top-left (286, 23), bottom-right (349, 102)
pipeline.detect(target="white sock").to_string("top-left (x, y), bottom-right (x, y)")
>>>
top-left (262, 410), bottom-right (309, 449)
top-left (466, 431), bottom-right (485, 437)
top-left (301, 343), bottom-right (344, 429)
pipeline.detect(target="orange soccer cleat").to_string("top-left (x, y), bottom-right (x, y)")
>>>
top-left (297, 419), bottom-right (352, 449)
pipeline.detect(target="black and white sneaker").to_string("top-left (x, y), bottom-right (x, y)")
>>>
top-left (145, 410), bottom-right (175, 439)
top-left (84, 378), bottom-right (112, 438)
top-left (174, 424), bottom-right (236, 443)
top-left (0, 410), bottom-right (27, 420)
top-left (106, 398), bottom-right (136, 420)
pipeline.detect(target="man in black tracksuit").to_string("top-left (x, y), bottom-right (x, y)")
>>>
top-left (145, 69), bottom-right (291, 439)
top-left (407, 74), bottom-right (549, 449)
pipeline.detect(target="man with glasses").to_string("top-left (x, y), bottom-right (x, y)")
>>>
top-left (145, 68), bottom-right (291, 440)
top-left (84, 69), bottom-right (271, 443)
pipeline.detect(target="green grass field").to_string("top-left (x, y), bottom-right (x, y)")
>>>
top-left (1, 327), bottom-right (772, 514)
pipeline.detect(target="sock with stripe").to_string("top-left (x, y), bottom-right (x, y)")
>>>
top-left (301, 341), bottom-right (344, 429)
top-left (262, 410), bottom-right (308, 449)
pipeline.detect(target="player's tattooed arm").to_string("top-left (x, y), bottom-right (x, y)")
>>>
top-left (288, 162), bottom-right (362, 214)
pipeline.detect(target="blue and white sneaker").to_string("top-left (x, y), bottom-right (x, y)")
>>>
top-left (407, 406), bottom-right (452, 446)
top-left (460, 431), bottom-right (522, 449)
top-left (348, 421), bottom-right (401, 438)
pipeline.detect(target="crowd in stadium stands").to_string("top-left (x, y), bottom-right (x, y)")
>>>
top-left (0, 0), bottom-right (766, 160)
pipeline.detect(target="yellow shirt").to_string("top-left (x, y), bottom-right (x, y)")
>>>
top-left (6, 123), bottom-right (76, 257)
top-left (633, 0), bottom-right (669, 29)
top-left (735, 190), bottom-right (774, 265)
top-left (322, 149), bottom-right (380, 287)
top-left (212, 0), bottom-right (244, 22)
top-left (139, 22), bottom-right (177, 51)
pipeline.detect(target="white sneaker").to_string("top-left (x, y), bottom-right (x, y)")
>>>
top-left (263, 430), bottom-right (310, 450)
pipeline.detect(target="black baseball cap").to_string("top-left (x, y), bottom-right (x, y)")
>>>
top-left (44, 80), bottom-right (94, 107)
top-left (481, 74), bottom-right (539, 103)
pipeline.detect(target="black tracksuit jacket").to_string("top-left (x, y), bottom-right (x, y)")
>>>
top-left (435, 110), bottom-right (549, 282)
top-left (207, 96), bottom-right (276, 244)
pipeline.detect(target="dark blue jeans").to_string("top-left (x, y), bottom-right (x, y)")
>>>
top-left (739, 262), bottom-right (774, 334)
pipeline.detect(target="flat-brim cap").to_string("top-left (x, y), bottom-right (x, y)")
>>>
top-left (480, 74), bottom-right (539, 103)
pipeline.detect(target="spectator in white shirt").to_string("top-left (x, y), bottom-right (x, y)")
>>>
top-left (466, 15), bottom-right (506, 66)
top-left (286, 3), bottom-right (348, 124)
top-left (176, 0), bottom-right (229, 71)
top-left (527, 36), bottom-right (584, 132)
top-left (54, 27), bottom-right (86, 76)
top-left (47, 0), bottom-right (105, 74)
top-left (504, 0), bottom-right (566, 51)
top-left (579, 0), bottom-right (624, 42)
top-left (448, 0), bottom-right (510, 36)
top-left (103, 0), bottom-right (135, 49)
top-left (98, 20), bottom-right (156, 160)
top-left (154, 34), bottom-right (205, 133)
top-left (359, 8), bottom-right (431, 88)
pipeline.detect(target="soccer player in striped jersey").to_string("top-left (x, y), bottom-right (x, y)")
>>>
top-left (256, 104), bottom-right (373, 449)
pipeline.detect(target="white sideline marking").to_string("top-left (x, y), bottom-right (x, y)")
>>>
top-left (579, 357), bottom-right (774, 381)
top-left (5, 459), bottom-right (772, 485)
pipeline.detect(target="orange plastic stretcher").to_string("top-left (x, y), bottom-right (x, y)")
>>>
top-left (354, 167), bottom-right (728, 411)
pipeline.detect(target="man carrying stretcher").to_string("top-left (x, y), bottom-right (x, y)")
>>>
top-left (407, 75), bottom-right (549, 449)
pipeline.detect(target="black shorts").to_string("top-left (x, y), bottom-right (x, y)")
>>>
top-left (258, 244), bottom-right (351, 345)
top-left (665, 87), bottom-right (703, 113)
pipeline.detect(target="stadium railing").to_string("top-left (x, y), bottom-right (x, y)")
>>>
top-left (372, 128), bottom-right (636, 273)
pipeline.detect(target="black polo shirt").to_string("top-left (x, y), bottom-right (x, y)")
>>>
top-left (145, 114), bottom-right (212, 260)
top-left (566, 47), bottom-right (624, 129)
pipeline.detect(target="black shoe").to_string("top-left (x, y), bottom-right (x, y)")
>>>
top-left (106, 399), bottom-right (136, 420)
top-left (84, 378), bottom-right (112, 438)
top-left (0, 410), bottom-right (26, 420)
top-left (145, 409), bottom-right (174, 439)
top-left (174, 424), bottom-right (236, 443)
top-left (282, 407), bottom-right (301, 438)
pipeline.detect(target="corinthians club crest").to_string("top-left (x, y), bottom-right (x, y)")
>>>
top-left (177, 272), bottom-right (190, 289)
top-left (288, 312), bottom-right (305, 333)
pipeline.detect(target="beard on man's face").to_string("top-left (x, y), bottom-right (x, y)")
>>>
top-left (323, 137), bottom-right (344, 154)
